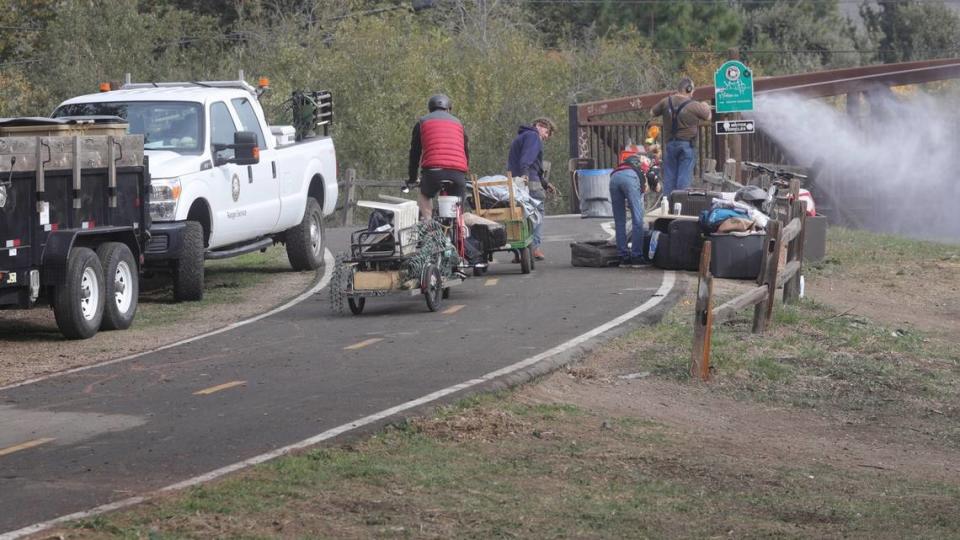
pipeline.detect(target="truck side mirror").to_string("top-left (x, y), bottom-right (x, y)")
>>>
top-left (213, 131), bottom-right (260, 166)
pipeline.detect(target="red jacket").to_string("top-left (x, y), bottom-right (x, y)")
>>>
top-left (408, 110), bottom-right (469, 182)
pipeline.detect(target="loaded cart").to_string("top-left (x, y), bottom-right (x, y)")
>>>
top-left (0, 117), bottom-right (148, 339)
top-left (330, 197), bottom-right (464, 314)
top-left (469, 174), bottom-right (536, 275)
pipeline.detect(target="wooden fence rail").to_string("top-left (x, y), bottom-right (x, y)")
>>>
top-left (691, 179), bottom-right (808, 381)
top-left (335, 168), bottom-right (409, 227)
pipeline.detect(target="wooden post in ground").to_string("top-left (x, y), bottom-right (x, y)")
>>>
top-left (752, 220), bottom-right (782, 333)
top-left (783, 200), bottom-right (807, 304)
top-left (691, 241), bottom-right (714, 381)
top-left (342, 168), bottom-right (357, 227)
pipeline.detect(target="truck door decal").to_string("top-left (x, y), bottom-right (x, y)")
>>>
top-left (231, 173), bottom-right (240, 202)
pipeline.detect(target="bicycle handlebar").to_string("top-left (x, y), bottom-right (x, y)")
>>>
top-left (742, 161), bottom-right (807, 181)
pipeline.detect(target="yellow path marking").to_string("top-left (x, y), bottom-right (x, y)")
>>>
top-left (0, 437), bottom-right (55, 458)
top-left (193, 380), bottom-right (247, 396)
top-left (442, 304), bottom-right (465, 314)
top-left (344, 338), bottom-right (383, 350)
top-left (484, 278), bottom-right (499, 286)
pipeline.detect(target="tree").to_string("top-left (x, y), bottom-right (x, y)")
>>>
top-left (739, 0), bottom-right (864, 75)
top-left (861, 0), bottom-right (960, 63)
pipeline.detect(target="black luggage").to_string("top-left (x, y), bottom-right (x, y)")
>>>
top-left (669, 189), bottom-right (723, 217)
top-left (709, 232), bottom-right (764, 279)
top-left (570, 240), bottom-right (621, 267)
top-left (470, 223), bottom-right (507, 251)
top-left (651, 217), bottom-right (703, 271)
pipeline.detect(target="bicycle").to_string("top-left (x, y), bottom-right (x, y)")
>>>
top-left (742, 161), bottom-right (810, 218)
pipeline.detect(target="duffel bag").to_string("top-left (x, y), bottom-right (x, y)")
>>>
top-left (570, 240), bottom-right (621, 267)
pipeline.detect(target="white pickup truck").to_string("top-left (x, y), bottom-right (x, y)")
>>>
top-left (53, 76), bottom-right (337, 301)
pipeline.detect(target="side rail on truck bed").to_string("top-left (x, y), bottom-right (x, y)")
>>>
top-left (0, 126), bottom-right (150, 339)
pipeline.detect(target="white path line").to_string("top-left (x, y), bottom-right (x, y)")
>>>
top-left (0, 270), bottom-right (676, 540)
top-left (0, 250), bottom-right (335, 393)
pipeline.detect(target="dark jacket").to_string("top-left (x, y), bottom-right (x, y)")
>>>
top-left (408, 110), bottom-right (469, 183)
top-left (507, 125), bottom-right (546, 190)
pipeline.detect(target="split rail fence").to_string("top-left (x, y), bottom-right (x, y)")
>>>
top-left (690, 179), bottom-right (808, 381)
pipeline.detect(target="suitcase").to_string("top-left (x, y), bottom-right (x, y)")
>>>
top-left (803, 215), bottom-right (827, 262)
top-left (470, 224), bottom-right (507, 251)
top-left (570, 240), bottom-right (621, 267)
top-left (651, 218), bottom-right (703, 271)
top-left (669, 189), bottom-right (723, 217)
top-left (709, 232), bottom-right (764, 279)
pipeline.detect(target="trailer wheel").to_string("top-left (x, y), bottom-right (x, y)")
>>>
top-left (423, 264), bottom-right (443, 312)
top-left (348, 297), bottom-right (365, 315)
top-left (529, 247), bottom-right (536, 271)
top-left (287, 197), bottom-right (325, 271)
top-left (173, 221), bottom-right (204, 302)
top-left (53, 247), bottom-right (105, 339)
top-left (97, 242), bottom-right (138, 330)
top-left (520, 246), bottom-right (532, 274)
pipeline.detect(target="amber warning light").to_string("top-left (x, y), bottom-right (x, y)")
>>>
top-left (258, 77), bottom-right (270, 89)
top-left (99, 82), bottom-right (111, 92)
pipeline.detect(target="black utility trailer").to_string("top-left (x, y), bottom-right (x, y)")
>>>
top-left (0, 117), bottom-right (149, 339)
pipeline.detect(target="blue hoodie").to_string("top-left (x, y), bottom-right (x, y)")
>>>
top-left (507, 125), bottom-right (545, 189)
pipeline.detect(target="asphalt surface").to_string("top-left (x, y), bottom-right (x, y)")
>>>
top-left (0, 216), bottom-right (674, 535)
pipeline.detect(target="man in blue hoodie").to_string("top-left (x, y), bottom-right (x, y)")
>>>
top-left (507, 117), bottom-right (557, 260)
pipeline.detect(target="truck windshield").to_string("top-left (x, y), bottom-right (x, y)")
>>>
top-left (53, 101), bottom-right (203, 153)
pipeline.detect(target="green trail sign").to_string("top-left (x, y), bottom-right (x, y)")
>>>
top-left (714, 60), bottom-right (754, 113)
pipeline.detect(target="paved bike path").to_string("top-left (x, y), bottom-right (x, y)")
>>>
top-left (0, 217), bottom-right (676, 535)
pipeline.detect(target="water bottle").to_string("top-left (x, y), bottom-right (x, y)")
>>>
top-left (648, 231), bottom-right (660, 261)
top-left (660, 197), bottom-right (668, 215)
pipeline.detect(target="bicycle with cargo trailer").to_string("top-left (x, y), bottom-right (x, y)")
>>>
top-left (329, 190), bottom-right (467, 315)
top-left (468, 174), bottom-right (536, 275)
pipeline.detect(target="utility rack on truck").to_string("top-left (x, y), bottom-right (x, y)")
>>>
top-left (0, 117), bottom-right (149, 339)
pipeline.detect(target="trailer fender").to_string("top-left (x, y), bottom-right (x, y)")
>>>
top-left (40, 227), bottom-right (141, 286)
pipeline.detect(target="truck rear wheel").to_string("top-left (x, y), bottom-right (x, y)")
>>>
top-left (286, 197), bottom-right (325, 271)
top-left (97, 242), bottom-right (139, 330)
top-left (173, 221), bottom-right (204, 302)
top-left (53, 247), bottom-right (105, 339)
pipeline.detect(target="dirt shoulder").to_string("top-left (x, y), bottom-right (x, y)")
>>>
top-left (0, 246), bottom-right (318, 387)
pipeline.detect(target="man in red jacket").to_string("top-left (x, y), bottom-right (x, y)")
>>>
top-left (407, 94), bottom-right (470, 220)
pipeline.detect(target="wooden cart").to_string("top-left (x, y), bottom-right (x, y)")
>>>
top-left (470, 174), bottom-right (536, 275)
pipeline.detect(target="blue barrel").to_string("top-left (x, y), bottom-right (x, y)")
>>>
top-left (576, 168), bottom-right (614, 218)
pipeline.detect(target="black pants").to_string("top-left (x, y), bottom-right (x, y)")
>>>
top-left (420, 168), bottom-right (466, 198)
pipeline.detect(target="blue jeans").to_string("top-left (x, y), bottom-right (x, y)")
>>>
top-left (662, 140), bottom-right (696, 197)
top-left (609, 170), bottom-right (645, 260)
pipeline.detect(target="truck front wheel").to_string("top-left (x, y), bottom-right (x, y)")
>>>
top-left (97, 242), bottom-right (139, 330)
top-left (173, 221), bottom-right (204, 302)
top-left (53, 247), bottom-right (105, 339)
top-left (286, 197), bottom-right (325, 271)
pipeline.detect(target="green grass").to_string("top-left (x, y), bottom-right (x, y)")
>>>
top-left (134, 245), bottom-right (307, 328)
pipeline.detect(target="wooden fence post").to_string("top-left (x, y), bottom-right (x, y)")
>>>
top-left (753, 221), bottom-right (783, 334)
top-left (341, 168), bottom-right (357, 227)
top-left (783, 200), bottom-right (807, 304)
top-left (691, 241), bottom-right (714, 381)
top-left (752, 220), bottom-right (782, 333)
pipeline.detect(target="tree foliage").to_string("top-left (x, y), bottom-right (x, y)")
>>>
top-left (739, 0), bottom-right (864, 75)
top-left (861, 0), bottom-right (960, 63)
